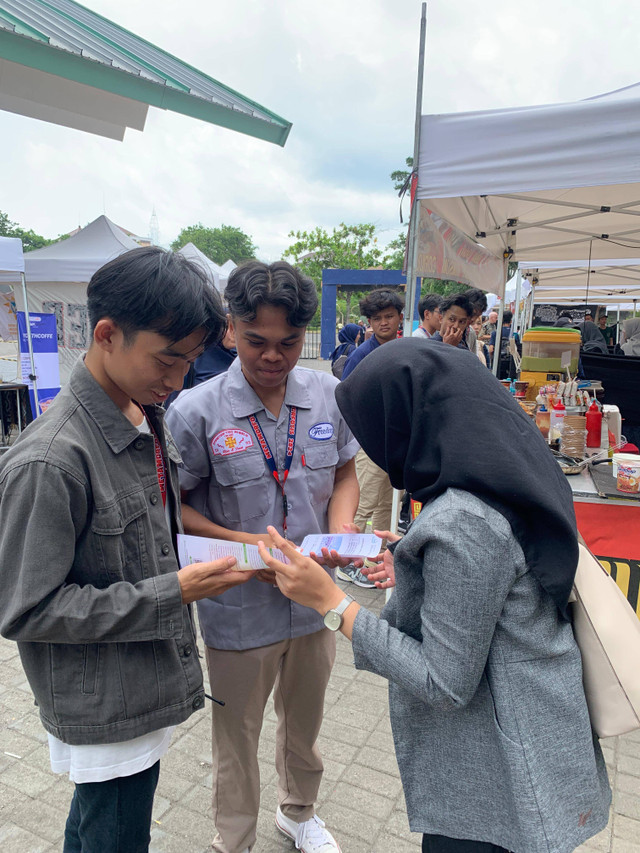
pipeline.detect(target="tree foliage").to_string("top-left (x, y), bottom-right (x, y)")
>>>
top-left (0, 210), bottom-right (54, 252)
top-left (390, 156), bottom-right (414, 193)
top-left (283, 223), bottom-right (386, 287)
top-left (171, 223), bottom-right (257, 265)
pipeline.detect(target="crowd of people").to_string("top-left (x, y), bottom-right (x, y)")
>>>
top-left (0, 253), bottom-right (615, 853)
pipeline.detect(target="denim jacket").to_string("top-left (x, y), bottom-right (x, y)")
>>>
top-left (0, 361), bottom-right (205, 745)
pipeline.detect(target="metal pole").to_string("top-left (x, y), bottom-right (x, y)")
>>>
top-left (20, 272), bottom-right (40, 416)
top-left (513, 270), bottom-right (522, 335)
top-left (402, 1), bottom-right (427, 336)
top-left (491, 257), bottom-right (509, 376)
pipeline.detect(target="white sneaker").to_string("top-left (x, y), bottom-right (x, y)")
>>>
top-left (275, 807), bottom-right (341, 852)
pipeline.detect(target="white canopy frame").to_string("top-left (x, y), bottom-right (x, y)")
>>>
top-left (0, 235), bottom-right (37, 414)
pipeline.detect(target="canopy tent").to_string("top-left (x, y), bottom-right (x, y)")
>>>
top-left (177, 243), bottom-right (222, 294)
top-left (0, 0), bottom-right (291, 144)
top-left (416, 83), bottom-right (640, 265)
top-left (1, 215), bottom-right (138, 383)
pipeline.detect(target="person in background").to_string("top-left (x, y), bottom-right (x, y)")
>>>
top-left (584, 312), bottom-right (594, 323)
top-left (330, 322), bottom-right (362, 379)
top-left (620, 317), bottom-right (640, 356)
top-left (480, 310), bottom-right (498, 341)
top-left (412, 293), bottom-right (443, 339)
top-left (470, 314), bottom-right (490, 367)
top-left (432, 294), bottom-right (473, 350)
top-left (258, 339), bottom-right (610, 853)
top-left (165, 261), bottom-right (359, 853)
top-left (578, 321), bottom-right (608, 354)
top-left (342, 288), bottom-right (404, 380)
top-left (193, 325), bottom-right (237, 384)
top-left (340, 289), bottom-right (404, 565)
top-left (489, 310), bottom-right (514, 379)
top-left (0, 247), bottom-right (254, 853)
top-left (597, 314), bottom-right (616, 347)
top-left (463, 288), bottom-right (488, 354)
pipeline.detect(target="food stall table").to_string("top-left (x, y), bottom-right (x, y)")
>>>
top-left (569, 467), bottom-right (640, 617)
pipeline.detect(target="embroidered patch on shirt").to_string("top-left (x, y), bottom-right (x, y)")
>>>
top-left (211, 429), bottom-right (254, 456)
top-left (308, 422), bottom-right (334, 441)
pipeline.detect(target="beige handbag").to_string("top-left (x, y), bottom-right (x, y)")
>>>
top-left (570, 543), bottom-right (640, 738)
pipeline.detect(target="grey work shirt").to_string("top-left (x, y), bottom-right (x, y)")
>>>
top-left (165, 359), bottom-right (359, 650)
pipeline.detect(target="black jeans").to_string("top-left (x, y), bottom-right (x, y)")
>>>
top-left (63, 761), bottom-right (160, 853)
top-left (422, 834), bottom-right (509, 853)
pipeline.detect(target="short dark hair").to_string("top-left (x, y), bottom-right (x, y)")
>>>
top-left (225, 260), bottom-right (317, 328)
top-left (359, 288), bottom-right (404, 319)
top-left (465, 288), bottom-right (488, 316)
top-left (87, 246), bottom-right (225, 347)
top-left (418, 293), bottom-right (443, 320)
top-left (503, 310), bottom-right (513, 324)
top-left (439, 294), bottom-right (472, 317)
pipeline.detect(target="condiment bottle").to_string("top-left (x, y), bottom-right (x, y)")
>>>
top-left (549, 400), bottom-right (566, 449)
top-left (535, 405), bottom-right (550, 440)
top-left (586, 400), bottom-right (603, 448)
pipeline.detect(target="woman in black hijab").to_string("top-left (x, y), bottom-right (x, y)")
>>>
top-left (259, 339), bottom-right (610, 853)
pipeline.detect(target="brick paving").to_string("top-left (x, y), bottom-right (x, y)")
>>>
top-left (0, 357), bottom-right (639, 851)
top-left (1, 580), bottom-right (639, 852)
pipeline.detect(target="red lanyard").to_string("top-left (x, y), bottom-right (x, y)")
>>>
top-left (247, 406), bottom-right (297, 537)
top-left (137, 406), bottom-right (167, 508)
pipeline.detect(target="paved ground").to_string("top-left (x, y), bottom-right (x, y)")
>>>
top-left (1, 357), bottom-right (639, 851)
top-left (1, 582), bottom-right (639, 852)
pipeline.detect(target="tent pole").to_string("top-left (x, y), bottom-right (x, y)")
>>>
top-left (20, 272), bottom-right (40, 416)
top-left (513, 270), bottom-right (522, 335)
top-left (403, 1), bottom-right (427, 336)
top-left (491, 256), bottom-right (510, 376)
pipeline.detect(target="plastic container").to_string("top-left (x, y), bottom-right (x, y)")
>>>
top-left (549, 400), bottom-right (566, 449)
top-left (535, 405), bottom-right (550, 440)
top-left (521, 327), bottom-right (581, 374)
top-left (586, 401), bottom-right (603, 448)
top-left (617, 459), bottom-right (640, 494)
top-left (612, 452), bottom-right (640, 478)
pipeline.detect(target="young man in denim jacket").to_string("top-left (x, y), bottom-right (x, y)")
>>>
top-left (0, 247), bottom-right (254, 853)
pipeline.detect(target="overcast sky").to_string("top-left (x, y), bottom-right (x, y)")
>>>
top-left (2, 0), bottom-right (640, 259)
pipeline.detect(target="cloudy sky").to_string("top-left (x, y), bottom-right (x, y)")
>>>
top-left (2, 0), bottom-right (639, 259)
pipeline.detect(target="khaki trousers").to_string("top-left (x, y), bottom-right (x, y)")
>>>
top-left (354, 448), bottom-right (394, 534)
top-left (205, 629), bottom-right (336, 853)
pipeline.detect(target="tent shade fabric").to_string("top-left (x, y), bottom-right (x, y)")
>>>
top-left (177, 243), bottom-right (221, 294)
top-left (0, 235), bottom-right (25, 273)
top-left (417, 84), bottom-right (640, 262)
top-left (0, 215), bottom-right (138, 283)
top-left (0, 0), bottom-right (291, 145)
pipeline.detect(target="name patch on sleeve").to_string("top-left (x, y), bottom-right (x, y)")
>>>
top-left (308, 423), bottom-right (334, 441)
top-left (211, 429), bottom-right (254, 456)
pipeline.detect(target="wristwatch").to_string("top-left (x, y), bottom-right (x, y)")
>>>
top-left (323, 594), bottom-right (355, 631)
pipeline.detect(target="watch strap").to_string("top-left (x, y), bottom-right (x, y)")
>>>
top-left (327, 593), bottom-right (355, 619)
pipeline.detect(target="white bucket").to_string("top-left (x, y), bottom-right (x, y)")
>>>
top-left (613, 452), bottom-right (640, 478)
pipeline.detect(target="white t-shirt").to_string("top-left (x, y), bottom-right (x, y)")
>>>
top-left (48, 416), bottom-right (174, 783)
top-left (412, 325), bottom-right (432, 338)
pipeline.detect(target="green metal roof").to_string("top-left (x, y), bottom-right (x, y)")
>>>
top-left (0, 0), bottom-right (291, 145)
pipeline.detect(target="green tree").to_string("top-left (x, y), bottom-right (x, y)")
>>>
top-left (390, 156), bottom-right (414, 193)
top-left (0, 210), bottom-right (53, 252)
top-left (171, 223), bottom-right (257, 264)
top-left (284, 223), bottom-right (387, 326)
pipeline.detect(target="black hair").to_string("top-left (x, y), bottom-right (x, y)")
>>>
top-left (466, 287), bottom-right (488, 316)
top-left (439, 294), bottom-right (472, 317)
top-left (418, 293), bottom-right (443, 320)
top-left (503, 310), bottom-right (513, 324)
top-left (224, 260), bottom-right (317, 327)
top-left (359, 288), bottom-right (404, 319)
top-left (87, 246), bottom-right (225, 347)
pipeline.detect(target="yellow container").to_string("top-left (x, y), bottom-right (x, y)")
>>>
top-left (521, 327), bottom-right (581, 374)
top-left (519, 370), bottom-right (561, 401)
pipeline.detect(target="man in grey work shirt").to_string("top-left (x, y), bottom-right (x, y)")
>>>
top-left (166, 261), bottom-right (359, 853)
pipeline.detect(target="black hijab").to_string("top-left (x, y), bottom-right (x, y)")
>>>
top-left (335, 338), bottom-right (578, 619)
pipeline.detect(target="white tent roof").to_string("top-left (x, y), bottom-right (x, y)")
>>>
top-left (417, 83), bottom-right (640, 263)
top-left (0, 215), bottom-right (138, 283)
top-left (177, 242), bottom-right (222, 293)
top-left (0, 235), bottom-right (25, 273)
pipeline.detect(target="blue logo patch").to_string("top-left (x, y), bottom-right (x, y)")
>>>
top-left (308, 422), bottom-right (334, 441)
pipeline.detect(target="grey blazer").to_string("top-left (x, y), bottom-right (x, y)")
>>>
top-left (352, 488), bottom-right (611, 853)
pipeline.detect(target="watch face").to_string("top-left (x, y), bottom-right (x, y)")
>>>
top-left (324, 610), bottom-right (342, 631)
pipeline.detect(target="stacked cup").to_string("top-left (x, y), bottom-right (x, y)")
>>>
top-left (562, 414), bottom-right (587, 457)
